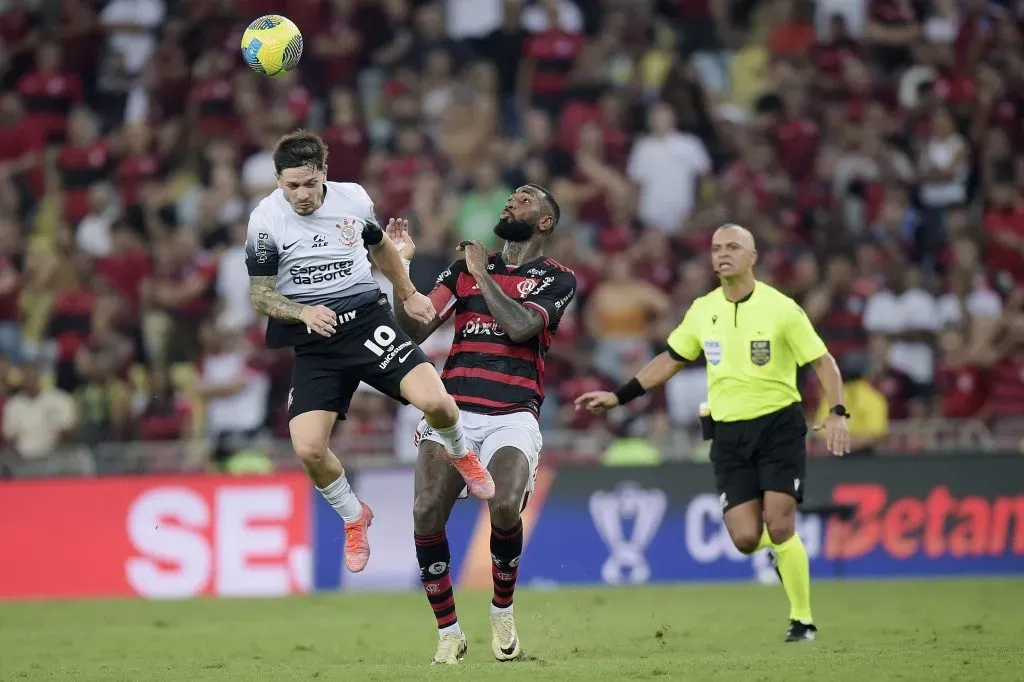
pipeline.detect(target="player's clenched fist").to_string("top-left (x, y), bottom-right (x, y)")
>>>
top-left (402, 291), bottom-right (436, 325)
top-left (574, 390), bottom-right (620, 414)
top-left (300, 304), bottom-right (338, 337)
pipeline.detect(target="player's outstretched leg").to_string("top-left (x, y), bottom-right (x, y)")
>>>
top-left (400, 363), bottom-right (495, 499)
top-left (413, 440), bottom-right (471, 664)
top-left (290, 410), bottom-right (373, 573)
top-left (764, 491), bottom-right (816, 642)
top-left (487, 446), bottom-right (532, 662)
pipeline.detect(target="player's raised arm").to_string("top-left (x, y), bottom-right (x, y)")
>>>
top-left (367, 216), bottom-right (436, 326)
top-left (386, 218), bottom-right (446, 343)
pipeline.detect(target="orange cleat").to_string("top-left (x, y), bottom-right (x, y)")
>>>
top-left (446, 449), bottom-right (495, 500)
top-left (343, 501), bottom-right (374, 573)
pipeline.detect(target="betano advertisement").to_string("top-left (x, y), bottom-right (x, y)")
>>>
top-left (0, 456), bottom-right (1021, 599)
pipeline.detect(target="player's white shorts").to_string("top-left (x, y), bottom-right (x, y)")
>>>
top-left (414, 411), bottom-right (542, 497)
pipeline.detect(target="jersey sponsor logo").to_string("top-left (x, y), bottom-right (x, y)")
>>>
top-left (362, 324), bottom-right (413, 369)
top-left (463, 317), bottom-right (505, 336)
top-left (437, 268), bottom-right (452, 283)
top-left (751, 340), bottom-right (771, 366)
top-left (336, 220), bottom-right (359, 247)
top-left (589, 482), bottom-right (667, 585)
top-left (554, 289), bottom-right (575, 310)
top-left (256, 232), bottom-right (272, 263)
top-left (704, 339), bottom-right (723, 365)
top-left (312, 234), bottom-right (328, 248)
top-left (290, 260), bottom-right (354, 284)
top-left (530, 276), bottom-right (555, 297)
top-left (526, 268), bottom-right (546, 276)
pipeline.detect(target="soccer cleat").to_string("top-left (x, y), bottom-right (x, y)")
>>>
top-left (786, 620), bottom-right (817, 642)
top-left (490, 610), bottom-right (522, 661)
top-left (343, 501), bottom-right (373, 573)
top-left (446, 448), bottom-right (495, 500)
top-left (431, 631), bottom-right (468, 664)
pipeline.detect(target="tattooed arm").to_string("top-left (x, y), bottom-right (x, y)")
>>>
top-left (249, 275), bottom-right (305, 321)
top-left (473, 273), bottom-right (546, 343)
top-left (249, 275), bottom-right (338, 337)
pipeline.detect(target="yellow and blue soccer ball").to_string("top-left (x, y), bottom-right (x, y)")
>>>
top-left (240, 15), bottom-right (303, 77)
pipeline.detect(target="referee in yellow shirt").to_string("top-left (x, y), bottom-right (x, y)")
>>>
top-left (577, 224), bottom-right (849, 643)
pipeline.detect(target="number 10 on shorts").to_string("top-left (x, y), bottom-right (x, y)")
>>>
top-left (363, 325), bottom-right (398, 356)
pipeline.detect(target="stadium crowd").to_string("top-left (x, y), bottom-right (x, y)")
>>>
top-left (1, 0), bottom-right (1023, 474)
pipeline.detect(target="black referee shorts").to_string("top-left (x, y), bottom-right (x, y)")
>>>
top-left (287, 296), bottom-right (430, 421)
top-left (710, 402), bottom-right (807, 513)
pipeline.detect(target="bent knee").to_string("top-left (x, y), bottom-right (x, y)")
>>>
top-left (413, 493), bottom-right (447, 534)
top-left (489, 496), bottom-right (522, 528)
top-left (765, 514), bottom-right (795, 544)
top-left (419, 393), bottom-right (456, 420)
top-left (291, 438), bottom-right (328, 465)
top-left (730, 529), bottom-right (763, 555)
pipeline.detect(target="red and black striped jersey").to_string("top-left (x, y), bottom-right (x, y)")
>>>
top-left (428, 254), bottom-right (577, 417)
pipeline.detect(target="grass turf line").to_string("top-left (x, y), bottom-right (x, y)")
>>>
top-left (1, 578), bottom-right (1022, 681)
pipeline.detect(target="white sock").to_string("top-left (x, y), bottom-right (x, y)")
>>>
top-left (432, 418), bottom-right (467, 457)
top-left (318, 474), bottom-right (363, 523)
top-left (490, 603), bottom-right (512, 616)
top-left (439, 622), bottom-right (462, 637)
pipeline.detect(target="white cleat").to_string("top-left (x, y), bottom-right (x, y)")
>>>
top-left (431, 631), bottom-right (468, 664)
top-left (490, 610), bottom-right (522, 661)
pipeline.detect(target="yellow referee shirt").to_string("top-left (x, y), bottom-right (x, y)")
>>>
top-left (667, 283), bottom-right (827, 423)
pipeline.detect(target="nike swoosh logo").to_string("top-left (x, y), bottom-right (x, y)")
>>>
top-left (398, 349), bottom-right (414, 363)
top-left (282, 240), bottom-right (300, 250)
top-left (500, 639), bottom-right (518, 656)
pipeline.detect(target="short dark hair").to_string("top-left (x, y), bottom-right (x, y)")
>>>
top-left (525, 183), bottom-right (560, 228)
top-left (273, 130), bottom-right (328, 175)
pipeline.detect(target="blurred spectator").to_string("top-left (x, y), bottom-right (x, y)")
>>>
top-left (863, 263), bottom-right (939, 414)
top-left (627, 102), bottom-right (711, 233)
top-left (134, 364), bottom-right (192, 441)
top-left (455, 159), bottom-right (509, 247)
top-left (197, 316), bottom-right (270, 467)
top-left (99, 0), bottom-right (166, 77)
top-left (1, 362), bottom-right (77, 460)
top-left (586, 258), bottom-right (670, 382)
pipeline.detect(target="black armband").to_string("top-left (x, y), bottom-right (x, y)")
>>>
top-left (613, 378), bottom-right (646, 406)
top-left (362, 220), bottom-right (384, 246)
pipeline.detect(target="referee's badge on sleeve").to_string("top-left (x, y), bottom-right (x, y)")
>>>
top-left (704, 340), bottom-right (723, 365)
top-left (750, 340), bottom-right (771, 366)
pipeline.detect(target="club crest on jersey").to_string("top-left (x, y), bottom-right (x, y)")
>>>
top-left (750, 340), bottom-right (771, 366)
top-left (704, 339), bottom-right (723, 365)
top-left (336, 219), bottom-right (359, 247)
top-left (517, 279), bottom-right (537, 297)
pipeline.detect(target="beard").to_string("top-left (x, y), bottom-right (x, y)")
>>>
top-left (494, 217), bottom-right (535, 242)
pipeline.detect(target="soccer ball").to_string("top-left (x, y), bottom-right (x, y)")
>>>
top-left (240, 15), bottom-right (304, 77)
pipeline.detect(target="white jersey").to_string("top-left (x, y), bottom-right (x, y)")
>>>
top-left (245, 181), bottom-right (381, 306)
top-left (245, 181), bottom-right (386, 348)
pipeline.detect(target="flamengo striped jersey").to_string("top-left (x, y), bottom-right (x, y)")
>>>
top-left (427, 253), bottom-right (577, 417)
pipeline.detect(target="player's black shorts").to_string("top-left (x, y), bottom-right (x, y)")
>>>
top-left (709, 402), bottom-right (807, 513)
top-left (287, 295), bottom-right (430, 420)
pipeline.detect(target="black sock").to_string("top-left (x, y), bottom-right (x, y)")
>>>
top-left (415, 531), bottom-right (457, 629)
top-left (490, 521), bottom-right (523, 609)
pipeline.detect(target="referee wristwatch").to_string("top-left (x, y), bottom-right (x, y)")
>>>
top-left (829, 404), bottom-right (851, 419)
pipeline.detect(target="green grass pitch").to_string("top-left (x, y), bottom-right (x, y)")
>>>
top-left (2, 578), bottom-right (1022, 681)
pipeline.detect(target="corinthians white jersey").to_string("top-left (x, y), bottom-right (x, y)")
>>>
top-left (245, 181), bottom-right (386, 347)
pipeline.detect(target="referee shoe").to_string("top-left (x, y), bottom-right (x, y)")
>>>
top-left (786, 620), bottom-right (818, 642)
